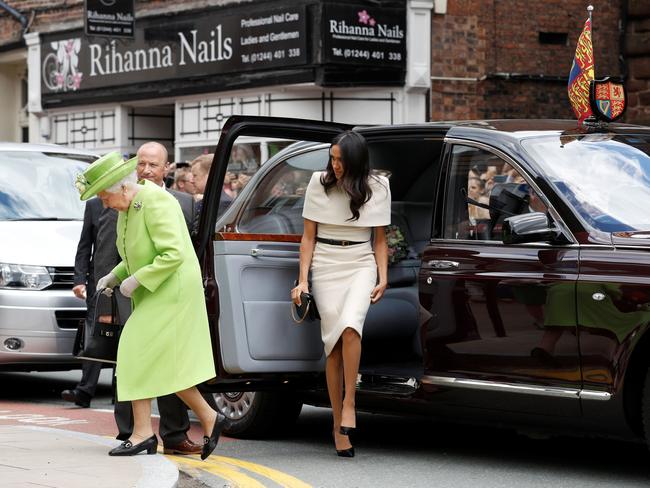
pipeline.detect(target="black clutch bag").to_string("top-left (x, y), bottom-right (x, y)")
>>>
top-left (291, 281), bottom-right (320, 324)
top-left (76, 289), bottom-right (122, 364)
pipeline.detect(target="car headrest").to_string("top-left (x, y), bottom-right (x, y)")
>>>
top-left (489, 182), bottom-right (530, 221)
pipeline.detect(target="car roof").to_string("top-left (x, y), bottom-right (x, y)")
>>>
top-left (0, 142), bottom-right (98, 157)
top-left (359, 119), bottom-right (650, 135)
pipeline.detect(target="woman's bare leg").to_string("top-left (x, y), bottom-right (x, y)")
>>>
top-left (341, 327), bottom-right (361, 430)
top-left (131, 399), bottom-right (154, 441)
top-left (326, 340), bottom-right (351, 450)
top-left (175, 386), bottom-right (218, 436)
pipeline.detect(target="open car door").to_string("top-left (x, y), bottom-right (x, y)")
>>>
top-left (196, 116), bottom-right (352, 391)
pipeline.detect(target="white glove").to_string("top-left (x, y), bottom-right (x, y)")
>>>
top-left (96, 272), bottom-right (120, 296)
top-left (119, 275), bottom-right (140, 298)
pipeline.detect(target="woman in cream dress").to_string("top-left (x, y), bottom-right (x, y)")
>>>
top-left (292, 131), bottom-right (390, 457)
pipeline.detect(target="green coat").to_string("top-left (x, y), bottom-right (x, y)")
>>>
top-left (111, 180), bottom-right (215, 401)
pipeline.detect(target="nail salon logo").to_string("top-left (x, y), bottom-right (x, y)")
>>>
top-left (42, 38), bottom-right (83, 92)
top-left (328, 8), bottom-right (404, 39)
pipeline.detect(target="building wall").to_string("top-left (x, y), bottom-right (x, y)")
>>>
top-left (430, 0), bottom-right (624, 121)
top-left (626, 0), bottom-right (650, 125)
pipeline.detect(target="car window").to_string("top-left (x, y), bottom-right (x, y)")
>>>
top-left (237, 147), bottom-right (328, 234)
top-left (216, 140), bottom-right (294, 220)
top-left (443, 145), bottom-right (547, 241)
top-left (0, 151), bottom-right (91, 221)
top-left (522, 134), bottom-right (650, 233)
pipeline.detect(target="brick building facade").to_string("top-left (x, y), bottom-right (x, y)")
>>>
top-left (430, 0), bottom-right (625, 121)
top-left (0, 0), bottom-right (647, 146)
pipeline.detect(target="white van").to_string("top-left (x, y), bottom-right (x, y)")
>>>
top-left (0, 143), bottom-right (96, 371)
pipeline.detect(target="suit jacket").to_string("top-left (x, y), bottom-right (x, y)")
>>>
top-left (90, 205), bottom-right (130, 319)
top-left (169, 188), bottom-right (195, 230)
top-left (73, 198), bottom-right (103, 294)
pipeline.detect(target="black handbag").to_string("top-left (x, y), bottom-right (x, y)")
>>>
top-left (291, 281), bottom-right (321, 324)
top-left (76, 289), bottom-right (122, 364)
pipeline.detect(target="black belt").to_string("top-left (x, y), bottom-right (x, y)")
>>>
top-left (316, 237), bottom-right (369, 246)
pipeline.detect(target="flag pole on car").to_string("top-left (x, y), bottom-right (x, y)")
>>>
top-left (568, 5), bottom-right (627, 126)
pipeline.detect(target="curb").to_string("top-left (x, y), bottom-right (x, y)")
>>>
top-left (22, 425), bottom-right (179, 488)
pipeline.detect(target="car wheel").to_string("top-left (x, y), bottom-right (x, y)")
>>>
top-left (213, 391), bottom-right (302, 439)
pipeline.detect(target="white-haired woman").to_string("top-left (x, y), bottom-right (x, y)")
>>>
top-left (75, 151), bottom-right (227, 458)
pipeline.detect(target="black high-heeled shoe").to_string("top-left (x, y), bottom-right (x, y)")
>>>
top-left (108, 435), bottom-right (158, 456)
top-left (201, 413), bottom-right (229, 460)
top-left (339, 426), bottom-right (356, 436)
top-left (336, 446), bottom-right (355, 458)
top-left (333, 432), bottom-right (355, 458)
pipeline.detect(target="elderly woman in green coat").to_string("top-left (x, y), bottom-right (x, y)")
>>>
top-left (75, 152), bottom-right (227, 458)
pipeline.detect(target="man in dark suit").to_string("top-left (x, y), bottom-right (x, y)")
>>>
top-left (62, 197), bottom-right (104, 408)
top-left (112, 141), bottom-right (214, 455)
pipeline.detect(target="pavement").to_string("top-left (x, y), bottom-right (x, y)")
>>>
top-left (0, 424), bottom-right (179, 488)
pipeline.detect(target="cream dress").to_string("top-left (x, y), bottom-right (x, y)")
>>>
top-left (303, 172), bottom-right (391, 356)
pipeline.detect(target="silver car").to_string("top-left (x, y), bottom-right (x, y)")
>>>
top-left (0, 143), bottom-right (96, 371)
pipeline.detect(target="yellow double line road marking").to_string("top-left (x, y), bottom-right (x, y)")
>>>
top-left (168, 453), bottom-right (312, 488)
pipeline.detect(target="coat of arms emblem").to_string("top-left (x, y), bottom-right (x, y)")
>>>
top-left (589, 77), bottom-right (626, 123)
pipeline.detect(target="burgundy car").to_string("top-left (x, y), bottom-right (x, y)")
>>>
top-left (194, 116), bottom-right (650, 448)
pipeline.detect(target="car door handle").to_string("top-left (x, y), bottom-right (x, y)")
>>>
top-left (426, 260), bottom-right (460, 270)
top-left (250, 248), bottom-right (300, 259)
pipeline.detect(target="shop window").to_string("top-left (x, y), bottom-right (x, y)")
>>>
top-left (443, 145), bottom-right (548, 241)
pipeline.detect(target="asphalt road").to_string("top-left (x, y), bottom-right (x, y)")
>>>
top-left (1, 369), bottom-right (649, 488)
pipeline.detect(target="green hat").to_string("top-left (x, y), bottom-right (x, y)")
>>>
top-left (75, 152), bottom-right (138, 201)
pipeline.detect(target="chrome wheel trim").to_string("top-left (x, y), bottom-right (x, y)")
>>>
top-left (214, 391), bottom-right (256, 420)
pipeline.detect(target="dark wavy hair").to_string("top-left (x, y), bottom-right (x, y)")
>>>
top-left (320, 131), bottom-right (372, 221)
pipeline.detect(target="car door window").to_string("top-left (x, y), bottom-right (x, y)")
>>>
top-left (237, 146), bottom-right (329, 234)
top-left (443, 145), bottom-right (548, 241)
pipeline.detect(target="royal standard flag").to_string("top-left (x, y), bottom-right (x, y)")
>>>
top-left (568, 18), bottom-right (595, 123)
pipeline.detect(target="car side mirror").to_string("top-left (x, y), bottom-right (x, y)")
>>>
top-left (502, 212), bottom-right (561, 244)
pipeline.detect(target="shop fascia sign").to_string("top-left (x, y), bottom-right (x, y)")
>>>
top-left (41, 7), bottom-right (306, 94)
top-left (323, 4), bottom-right (406, 67)
top-left (89, 23), bottom-right (234, 75)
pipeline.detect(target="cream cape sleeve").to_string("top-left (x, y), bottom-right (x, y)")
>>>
top-left (302, 172), bottom-right (391, 227)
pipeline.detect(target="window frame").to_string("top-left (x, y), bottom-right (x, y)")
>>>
top-left (231, 142), bottom-right (331, 235)
top-left (437, 138), bottom-right (576, 246)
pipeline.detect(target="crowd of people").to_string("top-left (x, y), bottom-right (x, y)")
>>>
top-left (166, 151), bottom-right (255, 206)
top-left (466, 158), bottom-right (528, 222)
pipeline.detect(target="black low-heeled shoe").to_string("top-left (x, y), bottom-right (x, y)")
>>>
top-left (201, 413), bottom-right (229, 460)
top-left (108, 435), bottom-right (158, 456)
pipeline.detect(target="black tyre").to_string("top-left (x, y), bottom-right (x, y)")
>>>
top-left (214, 391), bottom-right (302, 439)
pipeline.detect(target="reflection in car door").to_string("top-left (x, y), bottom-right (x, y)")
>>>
top-left (418, 142), bottom-right (581, 416)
